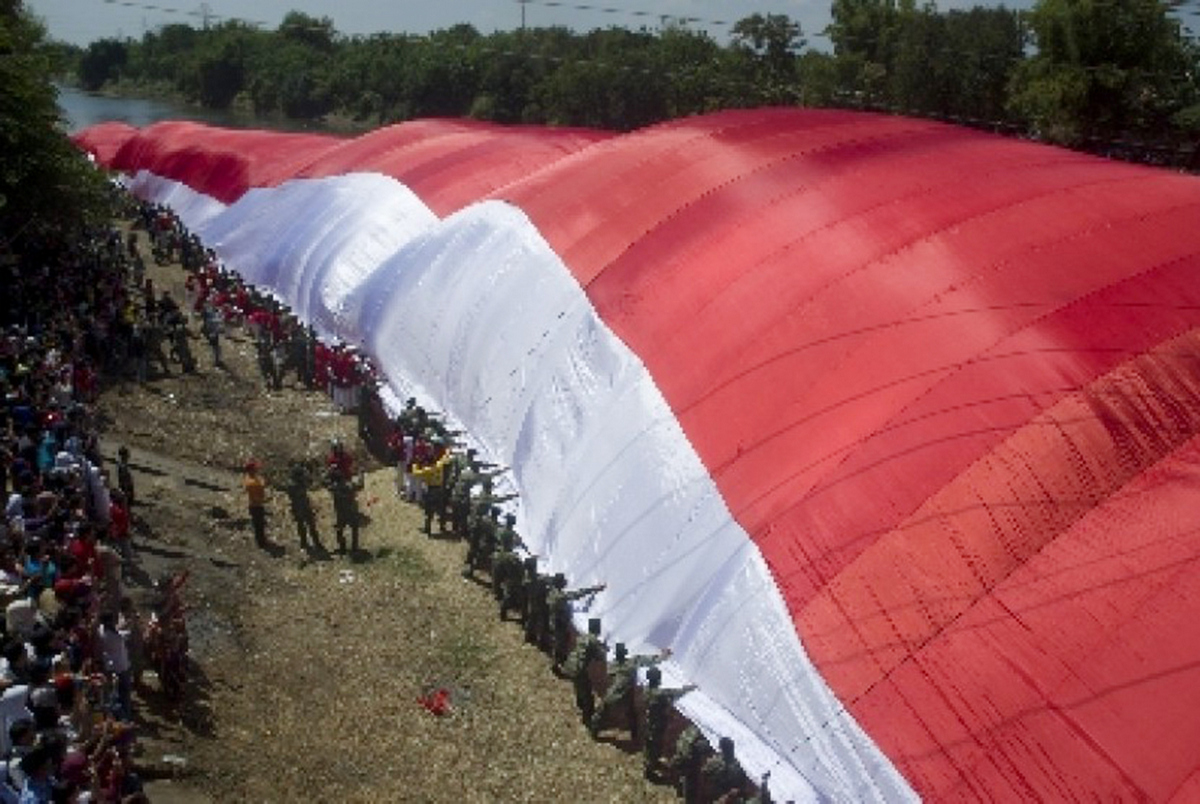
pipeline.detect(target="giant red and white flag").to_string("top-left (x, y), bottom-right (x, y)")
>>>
top-left (76, 111), bottom-right (1200, 802)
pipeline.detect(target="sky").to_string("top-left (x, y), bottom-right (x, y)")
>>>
top-left (24, 0), bottom-right (1025, 51)
top-left (26, 0), bottom-right (827, 45)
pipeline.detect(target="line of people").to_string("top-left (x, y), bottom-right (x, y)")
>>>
top-left (392, 403), bottom-right (773, 803)
top-left (146, 196), bottom-right (775, 803)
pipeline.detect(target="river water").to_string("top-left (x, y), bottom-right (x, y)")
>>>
top-left (57, 84), bottom-right (335, 135)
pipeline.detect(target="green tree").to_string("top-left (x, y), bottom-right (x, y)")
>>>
top-left (77, 37), bottom-right (127, 91)
top-left (941, 7), bottom-right (1024, 123)
top-left (1008, 0), bottom-right (1198, 145)
top-left (730, 13), bottom-right (804, 103)
top-left (0, 2), bottom-right (110, 246)
top-left (279, 11), bottom-right (337, 53)
top-left (654, 26), bottom-right (728, 116)
top-left (192, 24), bottom-right (256, 109)
top-left (828, 0), bottom-right (903, 105)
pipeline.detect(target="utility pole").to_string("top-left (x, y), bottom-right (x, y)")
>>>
top-left (519, 0), bottom-right (528, 32)
top-left (199, 2), bottom-right (212, 30)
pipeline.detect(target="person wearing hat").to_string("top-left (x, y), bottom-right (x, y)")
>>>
top-left (324, 463), bottom-right (364, 555)
top-left (325, 439), bottom-right (353, 483)
top-left (642, 667), bottom-right (698, 780)
top-left (284, 461), bottom-right (323, 553)
top-left (547, 574), bottom-right (607, 673)
top-left (413, 440), bottom-right (451, 536)
top-left (242, 459), bottom-right (268, 549)
top-left (590, 642), bottom-right (671, 740)
top-left (564, 617), bottom-right (607, 725)
top-left (702, 736), bottom-right (753, 802)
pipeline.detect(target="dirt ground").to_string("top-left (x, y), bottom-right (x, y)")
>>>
top-left (101, 229), bottom-right (677, 802)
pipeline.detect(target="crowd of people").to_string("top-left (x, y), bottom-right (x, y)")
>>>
top-left (7, 193), bottom-right (774, 801)
top-left (0, 212), bottom-right (176, 802)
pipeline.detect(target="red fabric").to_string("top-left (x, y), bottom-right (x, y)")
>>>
top-left (76, 109), bottom-right (1200, 801)
top-left (293, 118), bottom-right (611, 216)
top-left (417, 687), bottom-right (452, 716)
top-left (109, 502), bottom-right (130, 541)
top-left (326, 449), bottom-right (353, 481)
top-left (73, 118), bottom-right (608, 212)
top-left (67, 536), bottom-right (98, 578)
top-left (496, 108), bottom-right (1200, 801)
top-left (70, 121), bottom-right (138, 164)
top-left (313, 343), bottom-right (333, 388)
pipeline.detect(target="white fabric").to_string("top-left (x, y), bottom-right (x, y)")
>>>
top-left (129, 173), bottom-right (916, 803)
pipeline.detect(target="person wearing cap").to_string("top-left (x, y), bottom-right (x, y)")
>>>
top-left (325, 439), bottom-right (353, 483)
top-left (413, 441), bottom-right (451, 536)
top-left (642, 666), bottom-right (698, 780)
top-left (522, 560), bottom-right (551, 650)
top-left (670, 724), bottom-right (712, 803)
top-left (590, 642), bottom-right (671, 740)
top-left (702, 736), bottom-right (753, 801)
top-left (325, 464), bottom-right (363, 555)
top-left (242, 459), bottom-right (268, 549)
top-left (547, 575), bottom-right (607, 673)
top-left (284, 461), bottom-right (323, 553)
top-left (564, 617), bottom-right (606, 725)
top-left (492, 515), bottom-right (523, 618)
top-left (461, 502), bottom-right (494, 579)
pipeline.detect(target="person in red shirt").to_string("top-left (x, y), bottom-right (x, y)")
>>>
top-left (66, 522), bottom-right (100, 579)
top-left (109, 489), bottom-right (132, 569)
top-left (326, 440), bottom-right (354, 483)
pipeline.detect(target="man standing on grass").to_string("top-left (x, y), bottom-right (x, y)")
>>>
top-left (327, 469), bottom-right (364, 555)
top-left (243, 459), bottom-right (268, 549)
top-left (284, 460), bottom-right (323, 553)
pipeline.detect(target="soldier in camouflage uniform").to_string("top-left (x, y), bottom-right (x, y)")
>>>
top-left (166, 310), bottom-right (195, 373)
top-left (491, 513), bottom-right (522, 611)
top-left (548, 574), bottom-right (607, 673)
top-left (447, 449), bottom-right (479, 538)
top-left (326, 468), bottom-right (364, 554)
top-left (284, 460), bottom-right (323, 552)
top-left (472, 476), bottom-right (517, 524)
top-left (749, 771), bottom-right (774, 804)
top-left (396, 397), bottom-right (420, 434)
top-left (523, 561), bottom-right (550, 649)
top-left (643, 666), bottom-right (697, 780)
top-left (462, 503), bottom-right (498, 579)
top-left (564, 618), bottom-right (606, 725)
top-left (145, 319), bottom-right (171, 376)
top-left (255, 328), bottom-right (281, 390)
top-left (590, 643), bottom-right (670, 740)
top-left (670, 724), bottom-right (712, 803)
top-left (504, 554), bottom-right (537, 624)
top-left (701, 736), bottom-right (752, 802)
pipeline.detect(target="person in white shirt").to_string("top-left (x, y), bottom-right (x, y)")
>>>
top-left (97, 613), bottom-right (131, 721)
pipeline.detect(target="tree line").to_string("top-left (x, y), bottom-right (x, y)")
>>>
top-left (55, 1), bottom-right (1200, 170)
top-left (2, 1), bottom-right (111, 252)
